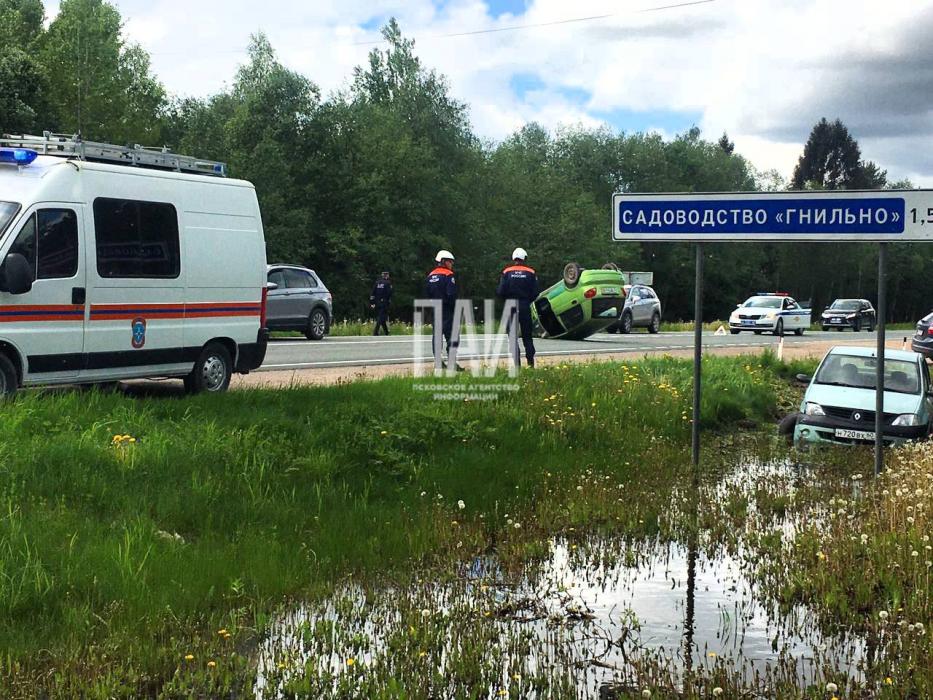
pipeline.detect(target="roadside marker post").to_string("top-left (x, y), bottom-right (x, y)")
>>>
top-left (612, 189), bottom-right (933, 474)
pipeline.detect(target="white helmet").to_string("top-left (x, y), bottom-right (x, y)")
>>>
top-left (435, 249), bottom-right (455, 263)
top-left (512, 247), bottom-right (528, 261)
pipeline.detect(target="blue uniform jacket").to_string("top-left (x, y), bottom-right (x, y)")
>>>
top-left (425, 267), bottom-right (457, 317)
top-left (497, 264), bottom-right (538, 310)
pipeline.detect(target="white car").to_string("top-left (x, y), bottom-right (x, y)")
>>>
top-left (729, 293), bottom-right (810, 336)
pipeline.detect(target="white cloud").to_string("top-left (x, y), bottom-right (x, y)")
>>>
top-left (47, 0), bottom-right (933, 184)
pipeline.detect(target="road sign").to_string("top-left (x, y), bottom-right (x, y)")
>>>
top-left (613, 190), bottom-right (933, 242)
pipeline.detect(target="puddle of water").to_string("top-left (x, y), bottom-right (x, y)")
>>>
top-left (254, 454), bottom-right (869, 698)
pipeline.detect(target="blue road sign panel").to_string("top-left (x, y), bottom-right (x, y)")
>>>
top-left (612, 191), bottom-right (933, 242)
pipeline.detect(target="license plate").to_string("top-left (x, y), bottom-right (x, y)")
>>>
top-left (741, 319), bottom-right (755, 326)
top-left (835, 428), bottom-right (875, 440)
top-left (831, 318), bottom-right (842, 323)
top-left (600, 287), bottom-right (620, 295)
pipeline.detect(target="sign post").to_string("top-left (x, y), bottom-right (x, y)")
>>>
top-left (613, 189), bottom-right (933, 471)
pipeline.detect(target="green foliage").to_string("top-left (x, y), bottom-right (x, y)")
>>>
top-left (35, 0), bottom-right (163, 142)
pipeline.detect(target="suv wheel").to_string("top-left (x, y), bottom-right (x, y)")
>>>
top-left (185, 343), bottom-right (232, 394)
top-left (648, 312), bottom-right (661, 334)
top-left (306, 308), bottom-right (328, 340)
top-left (619, 311), bottom-right (633, 334)
top-left (775, 319), bottom-right (784, 337)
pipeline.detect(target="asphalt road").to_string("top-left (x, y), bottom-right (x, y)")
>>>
top-left (259, 329), bottom-right (903, 372)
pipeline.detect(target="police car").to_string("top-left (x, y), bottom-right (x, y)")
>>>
top-left (729, 293), bottom-right (810, 336)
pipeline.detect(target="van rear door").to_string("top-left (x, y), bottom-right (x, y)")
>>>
top-left (0, 203), bottom-right (86, 379)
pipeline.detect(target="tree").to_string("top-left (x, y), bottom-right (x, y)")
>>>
top-left (791, 117), bottom-right (886, 190)
top-left (38, 0), bottom-right (165, 143)
top-left (0, 0), bottom-right (47, 132)
top-left (717, 131), bottom-right (734, 155)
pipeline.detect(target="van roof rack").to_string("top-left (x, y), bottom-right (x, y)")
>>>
top-left (0, 132), bottom-right (227, 177)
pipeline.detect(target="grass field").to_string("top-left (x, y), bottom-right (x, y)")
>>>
top-left (0, 353), bottom-right (810, 697)
top-left (0, 355), bottom-right (933, 698)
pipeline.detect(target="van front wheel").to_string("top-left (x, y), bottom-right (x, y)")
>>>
top-left (185, 343), bottom-right (232, 394)
top-left (0, 354), bottom-right (18, 397)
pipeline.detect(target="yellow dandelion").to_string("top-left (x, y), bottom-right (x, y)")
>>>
top-left (346, 658), bottom-right (355, 666)
top-left (207, 660), bottom-right (216, 668)
top-left (184, 654), bottom-right (194, 661)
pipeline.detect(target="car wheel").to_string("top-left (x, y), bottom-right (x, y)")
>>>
top-left (867, 319), bottom-right (875, 332)
top-left (185, 343), bottom-right (232, 394)
top-left (730, 329), bottom-right (740, 335)
top-left (794, 327), bottom-right (804, 336)
top-left (0, 353), bottom-right (18, 398)
top-left (601, 262), bottom-right (620, 271)
top-left (821, 326), bottom-right (829, 332)
top-left (853, 318), bottom-right (862, 332)
top-left (775, 319), bottom-right (784, 337)
top-left (563, 262), bottom-right (582, 288)
top-left (648, 312), bottom-right (661, 334)
top-left (305, 309), bottom-right (328, 340)
top-left (619, 311), bottom-right (633, 334)
top-left (836, 327), bottom-right (843, 332)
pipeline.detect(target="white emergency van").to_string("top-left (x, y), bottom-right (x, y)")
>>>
top-left (0, 134), bottom-right (269, 395)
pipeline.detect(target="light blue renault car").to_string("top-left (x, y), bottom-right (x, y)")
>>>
top-left (794, 346), bottom-right (933, 447)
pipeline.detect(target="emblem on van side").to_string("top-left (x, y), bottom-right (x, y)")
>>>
top-left (131, 318), bottom-right (147, 349)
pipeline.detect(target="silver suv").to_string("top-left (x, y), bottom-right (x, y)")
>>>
top-left (608, 284), bottom-right (662, 334)
top-left (266, 265), bottom-right (333, 340)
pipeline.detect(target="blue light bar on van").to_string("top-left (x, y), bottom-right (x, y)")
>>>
top-left (0, 148), bottom-right (39, 166)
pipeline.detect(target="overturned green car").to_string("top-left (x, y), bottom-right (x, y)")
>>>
top-left (532, 263), bottom-right (627, 340)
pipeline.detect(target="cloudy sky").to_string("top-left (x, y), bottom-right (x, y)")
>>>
top-left (44, 0), bottom-right (933, 184)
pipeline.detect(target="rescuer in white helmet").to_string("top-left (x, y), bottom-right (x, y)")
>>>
top-left (425, 249), bottom-right (460, 369)
top-left (497, 247), bottom-right (538, 367)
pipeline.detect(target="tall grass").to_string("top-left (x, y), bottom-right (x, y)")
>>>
top-left (0, 355), bottom-right (794, 696)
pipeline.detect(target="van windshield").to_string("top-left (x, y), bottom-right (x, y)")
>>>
top-left (0, 201), bottom-right (20, 236)
top-left (815, 354), bottom-right (921, 395)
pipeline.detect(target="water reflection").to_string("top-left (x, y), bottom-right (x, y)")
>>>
top-left (255, 455), bottom-right (868, 698)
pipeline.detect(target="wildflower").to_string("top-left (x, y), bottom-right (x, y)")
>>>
top-left (707, 652), bottom-right (717, 658)
top-left (217, 628), bottom-right (228, 636)
top-left (884, 677), bottom-right (893, 685)
top-left (207, 660), bottom-right (216, 668)
top-left (420, 609), bottom-right (431, 619)
top-left (184, 654), bottom-right (194, 661)
top-left (346, 658), bottom-right (355, 666)
top-left (642, 690), bottom-right (652, 698)
top-left (712, 689), bottom-right (723, 697)
top-left (380, 430), bottom-right (388, 436)
top-left (419, 651), bottom-right (426, 658)
top-left (457, 500), bottom-right (465, 510)
top-left (513, 522), bottom-right (521, 529)
top-left (451, 520), bottom-right (458, 527)
top-left (817, 551), bottom-right (826, 561)
top-left (907, 516), bottom-right (915, 524)
top-left (879, 610), bottom-right (889, 620)
top-left (912, 550), bottom-right (919, 557)
top-left (826, 682), bottom-right (838, 693)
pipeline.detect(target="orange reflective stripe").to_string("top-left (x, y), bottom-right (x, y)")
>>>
top-left (503, 265), bottom-right (535, 274)
top-left (429, 267), bottom-right (454, 276)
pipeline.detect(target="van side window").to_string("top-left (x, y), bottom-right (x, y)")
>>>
top-left (8, 209), bottom-right (79, 280)
top-left (94, 198), bottom-right (179, 279)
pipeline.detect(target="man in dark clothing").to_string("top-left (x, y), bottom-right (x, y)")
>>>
top-left (370, 271), bottom-right (393, 335)
top-left (425, 249), bottom-right (460, 368)
top-left (497, 247), bottom-right (538, 368)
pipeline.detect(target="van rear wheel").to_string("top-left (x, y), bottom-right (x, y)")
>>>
top-left (184, 343), bottom-right (232, 394)
top-left (0, 354), bottom-right (18, 397)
